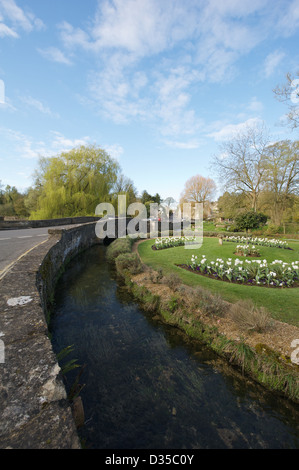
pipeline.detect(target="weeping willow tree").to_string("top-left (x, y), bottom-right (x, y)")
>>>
top-left (30, 145), bottom-right (120, 219)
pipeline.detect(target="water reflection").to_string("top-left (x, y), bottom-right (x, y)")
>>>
top-left (50, 245), bottom-right (299, 449)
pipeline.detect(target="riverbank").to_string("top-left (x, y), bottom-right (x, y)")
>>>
top-left (108, 238), bottom-right (299, 403)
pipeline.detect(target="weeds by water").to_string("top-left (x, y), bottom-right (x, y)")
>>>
top-left (229, 300), bottom-right (273, 333)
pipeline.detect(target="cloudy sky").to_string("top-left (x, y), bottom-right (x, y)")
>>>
top-left (0, 0), bottom-right (298, 202)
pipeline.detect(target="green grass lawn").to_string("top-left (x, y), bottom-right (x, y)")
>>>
top-left (203, 221), bottom-right (228, 231)
top-left (137, 237), bottom-right (299, 327)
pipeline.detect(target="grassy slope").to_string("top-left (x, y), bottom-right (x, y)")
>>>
top-left (138, 237), bottom-right (299, 327)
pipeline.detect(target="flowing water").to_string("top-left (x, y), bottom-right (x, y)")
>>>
top-left (50, 245), bottom-right (299, 449)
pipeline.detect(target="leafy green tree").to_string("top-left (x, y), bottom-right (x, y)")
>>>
top-left (140, 190), bottom-right (162, 216)
top-left (30, 145), bottom-right (120, 219)
top-left (111, 174), bottom-right (138, 214)
top-left (140, 190), bottom-right (152, 204)
top-left (24, 187), bottom-right (42, 214)
top-left (0, 185), bottom-right (29, 218)
top-left (140, 190), bottom-right (161, 205)
top-left (217, 191), bottom-right (249, 220)
top-left (152, 193), bottom-right (162, 204)
top-left (235, 210), bottom-right (268, 232)
top-left (13, 197), bottom-right (29, 218)
top-left (3, 185), bottom-right (20, 204)
top-left (0, 180), bottom-right (4, 203)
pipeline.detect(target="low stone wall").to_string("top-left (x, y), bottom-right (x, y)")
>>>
top-left (0, 222), bottom-right (101, 449)
top-left (0, 216), bottom-right (101, 231)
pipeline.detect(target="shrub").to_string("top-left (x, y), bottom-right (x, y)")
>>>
top-left (227, 224), bottom-right (239, 232)
top-left (142, 294), bottom-right (160, 312)
top-left (265, 224), bottom-right (283, 236)
top-left (230, 300), bottom-right (273, 333)
top-left (106, 237), bottom-right (134, 263)
top-left (235, 211), bottom-right (268, 232)
top-left (147, 267), bottom-right (163, 283)
top-left (167, 295), bottom-right (180, 313)
top-left (176, 285), bottom-right (199, 310)
top-left (198, 291), bottom-right (229, 317)
top-left (177, 284), bottom-right (228, 317)
top-left (115, 252), bottom-right (143, 276)
top-left (162, 272), bottom-right (182, 290)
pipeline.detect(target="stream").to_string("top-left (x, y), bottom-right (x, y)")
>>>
top-left (50, 245), bottom-right (299, 449)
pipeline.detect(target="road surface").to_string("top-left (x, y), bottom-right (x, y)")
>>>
top-left (0, 227), bottom-right (53, 276)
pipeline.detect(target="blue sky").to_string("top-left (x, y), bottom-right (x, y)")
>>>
top-left (0, 0), bottom-right (298, 203)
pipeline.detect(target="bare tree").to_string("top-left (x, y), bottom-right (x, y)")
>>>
top-left (263, 140), bottom-right (299, 225)
top-left (273, 71), bottom-right (299, 131)
top-left (114, 174), bottom-right (136, 195)
top-left (212, 124), bottom-right (270, 212)
top-left (180, 174), bottom-right (216, 218)
top-left (180, 175), bottom-right (216, 204)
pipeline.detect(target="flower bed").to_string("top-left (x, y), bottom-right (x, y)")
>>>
top-left (234, 244), bottom-right (261, 257)
top-left (223, 236), bottom-right (290, 249)
top-left (183, 255), bottom-right (299, 287)
top-left (152, 236), bottom-right (198, 250)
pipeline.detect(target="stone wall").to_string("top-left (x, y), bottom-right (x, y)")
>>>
top-left (0, 216), bottom-right (101, 230)
top-left (0, 222), bottom-right (101, 449)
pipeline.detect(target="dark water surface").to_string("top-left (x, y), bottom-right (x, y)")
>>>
top-left (50, 245), bottom-right (299, 449)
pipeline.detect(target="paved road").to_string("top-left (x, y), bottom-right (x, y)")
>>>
top-left (0, 227), bottom-right (52, 275)
top-left (0, 224), bottom-right (92, 278)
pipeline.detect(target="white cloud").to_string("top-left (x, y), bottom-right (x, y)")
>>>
top-left (164, 140), bottom-right (202, 149)
top-left (58, 21), bottom-right (91, 50)
top-left (20, 95), bottom-right (59, 117)
top-left (0, 0), bottom-right (32, 32)
top-left (0, 95), bottom-right (16, 111)
top-left (276, 0), bottom-right (299, 36)
top-left (263, 50), bottom-right (285, 78)
top-left (0, 128), bottom-right (94, 161)
top-left (0, 21), bottom-right (18, 37)
top-left (83, 0), bottom-right (198, 56)
top-left (0, 0), bottom-right (45, 37)
top-left (208, 117), bottom-right (263, 141)
top-left (0, 127), bottom-right (48, 159)
top-left (63, 0), bottom-right (275, 129)
top-left (152, 66), bottom-right (205, 137)
top-left (103, 144), bottom-right (124, 160)
top-left (87, 52), bottom-right (149, 123)
top-left (59, 0), bottom-right (268, 68)
top-left (50, 131), bottom-right (90, 151)
top-left (247, 97), bottom-right (264, 113)
top-left (37, 47), bottom-right (73, 65)
top-left (42, 0), bottom-right (299, 141)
